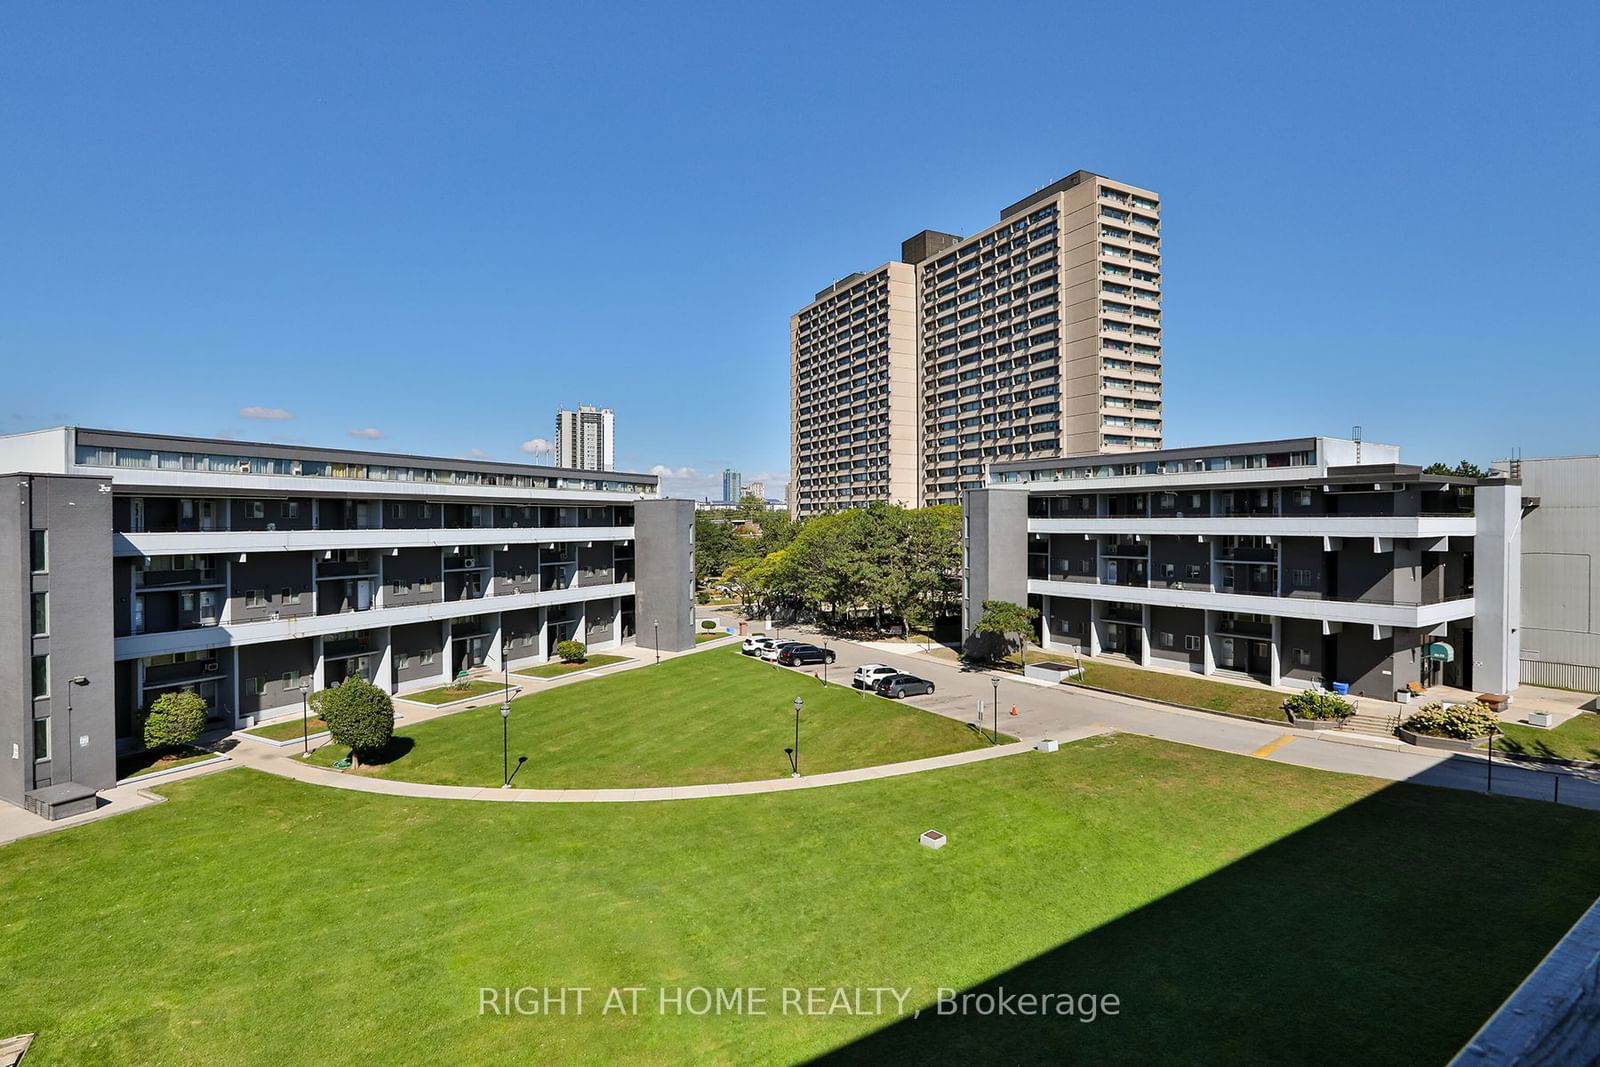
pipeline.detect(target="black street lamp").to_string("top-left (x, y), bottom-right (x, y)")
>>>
top-left (1486, 722), bottom-right (1498, 794)
top-left (990, 676), bottom-right (1001, 745)
top-left (299, 678), bottom-right (312, 756)
top-left (790, 697), bottom-right (803, 777)
top-left (66, 675), bottom-right (90, 780)
top-left (653, 619), bottom-right (660, 666)
top-left (822, 639), bottom-right (829, 686)
top-left (501, 701), bottom-right (512, 789)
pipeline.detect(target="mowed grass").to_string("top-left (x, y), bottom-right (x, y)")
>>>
top-left (1490, 712), bottom-right (1600, 763)
top-left (307, 646), bottom-right (988, 788)
top-left (513, 653), bottom-right (628, 679)
top-left (400, 680), bottom-right (511, 705)
top-left (6, 738), bottom-right (1600, 1065)
top-left (243, 715), bottom-right (328, 742)
top-left (1070, 659), bottom-right (1290, 721)
top-left (115, 747), bottom-right (218, 781)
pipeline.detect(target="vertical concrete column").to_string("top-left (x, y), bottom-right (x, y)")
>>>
top-left (1093, 535), bottom-right (1104, 586)
top-left (376, 550), bottom-right (387, 609)
top-left (1474, 480), bottom-right (1522, 693)
top-left (1138, 604), bottom-right (1151, 666)
top-left (1268, 616), bottom-right (1282, 687)
top-left (1087, 599), bottom-right (1102, 656)
top-left (1201, 610), bottom-right (1217, 676)
top-left (1040, 595), bottom-right (1054, 652)
top-left (230, 648), bottom-right (242, 725)
top-left (373, 626), bottom-right (393, 692)
top-left (220, 558), bottom-right (234, 624)
top-left (312, 636), bottom-right (326, 692)
top-left (484, 613), bottom-right (504, 670)
top-left (536, 607), bottom-right (549, 664)
top-left (309, 551), bottom-right (320, 616)
top-left (439, 624), bottom-right (454, 684)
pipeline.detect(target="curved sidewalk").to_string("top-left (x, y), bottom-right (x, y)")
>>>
top-left (223, 726), bottom-right (1105, 803)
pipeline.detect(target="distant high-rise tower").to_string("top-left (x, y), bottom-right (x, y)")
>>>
top-left (722, 469), bottom-right (742, 504)
top-left (554, 405), bottom-right (615, 471)
top-left (791, 170), bottom-right (1164, 516)
top-left (746, 480), bottom-right (766, 501)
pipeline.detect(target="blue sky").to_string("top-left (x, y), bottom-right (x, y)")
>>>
top-left (3, 2), bottom-right (1596, 498)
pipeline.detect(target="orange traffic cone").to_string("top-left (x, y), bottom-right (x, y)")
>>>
top-left (1010, 705), bottom-right (1018, 716)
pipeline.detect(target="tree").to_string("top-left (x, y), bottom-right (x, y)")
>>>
top-left (142, 690), bottom-right (208, 750)
top-left (1424, 460), bottom-right (1487, 480)
top-left (974, 600), bottom-right (1040, 666)
top-left (320, 677), bottom-right (395, 768)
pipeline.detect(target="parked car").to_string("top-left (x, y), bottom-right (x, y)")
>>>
top-left (741, 636), bottom-right (775, 657)
top-left (759, 640), bottom-right (803, 662)
top-left (852, 664), bottom-right (899, 691)
top-left (778, 643), bottom-right (836, 666)
top-left (875, 673), bottom-right (935, 699)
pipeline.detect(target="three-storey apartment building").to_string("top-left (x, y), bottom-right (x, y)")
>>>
top-left (1, 427), bottom-right (695, 818)
top-left (790, 170), bottom-right (1164, 517)
top-left (963, 437), bottom-right (1521, 700)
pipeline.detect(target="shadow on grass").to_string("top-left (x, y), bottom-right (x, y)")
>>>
top-left (347, 736), bottom-right (416, 767)
top-left (812, 773), bottom-right (1600, 1065)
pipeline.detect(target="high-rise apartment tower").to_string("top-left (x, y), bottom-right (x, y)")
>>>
top-left (554, 406), bottom-right (615, 472)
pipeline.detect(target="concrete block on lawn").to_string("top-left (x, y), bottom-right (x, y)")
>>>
top-left (919, 829), bottom-right (947, 850)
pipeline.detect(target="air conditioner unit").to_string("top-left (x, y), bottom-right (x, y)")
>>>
top-left (463, 557), bottom-right (477, 568)
top-left (266, 522), bottom-right (276, 532)
top-left (204, 662), bottom-right (219, 673)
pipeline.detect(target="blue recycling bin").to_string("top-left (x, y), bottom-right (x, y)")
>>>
top-left (1330, 682), bottom-right (1350, 696)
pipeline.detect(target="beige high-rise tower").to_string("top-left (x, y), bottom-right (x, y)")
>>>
top-left (790, 170), bottom-right (1163, 516)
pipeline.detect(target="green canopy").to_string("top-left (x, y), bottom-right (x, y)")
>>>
top-left (1425, 641), bottom-right (1455, 663)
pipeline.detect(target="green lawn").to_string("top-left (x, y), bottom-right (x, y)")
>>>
top-left (242, 715), bottom-right (329, 742)
top-left (6, 738), bottom-right (1600, 1064)
top-left (115, 746), bottom-right (217, 781)
top-left (400, 680), bottom-right (512, 705)
top-left (1069, 659), bottom-right (1290, 721)
top-left (513, 654), bottom-right (628, 679)
top-left (308, 646), bottom-right (987, 788)
top-left (695, 631), bottom-right (730, 643)
top-left (1488, 712), bottom-right (1600, 763)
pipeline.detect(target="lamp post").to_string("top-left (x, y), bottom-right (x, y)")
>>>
top-left (502, 631), bottom-right (511, 708)
top-left (791, 697), bottom-right (803, 777)
top-left (66, 675), bottom-right (90, 780)
top-left (501, 701), bottom-right (512, 789)
top-left (990, 676), bottom-right (1000, 744)
top-left (1486, 723), bottom-right (1497, 795)
top-left (299, 678), bottom-right (312, 755)
top-left (822, 639), bottom-right (829, 686)
top-left (653, 619), bottom-right (660, 666)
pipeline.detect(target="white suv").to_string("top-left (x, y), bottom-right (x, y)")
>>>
top-left (741, 636), bottom-right (775, 657)
top-left (852, 664), bottom-right (899, 691)
top-left (759, 640), bottom-right (803, 662)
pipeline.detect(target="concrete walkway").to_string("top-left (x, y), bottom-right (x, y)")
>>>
top-left (223, 726), bottom-right (1100, 803)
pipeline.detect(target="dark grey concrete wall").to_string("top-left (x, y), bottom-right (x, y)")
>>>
top-left (239, 639), bottom-right (316, 716)
top-left (391, 622), bottom-right (445, 683)
top-left (501, 608), bottom-right (542, 658)
top-left (2, 475), bottom-right (118, 802)
top-left (492, 545), bottom-right (540, 596)
top-left (1048, 534), bottom-right (1096, 581)
top-left (1280, 538), bottom-right (1325, 598)
top-left (1150, 538), bottom-right (1210, 589)
top-left (1149, 606), bottom-right (1204, 670)
top-left (584, 598), bottom-right (615, 643)
top-left (1044, 597), bottom-right (1091, 648)
top-left (962, 489), bottom-right (1030, 650)
top-left (577, 543), bottom-right (615, 588)
top-left (1279, 617), bottom-right (1323, 684)
top-left (230, 497), bottom-right (313, 532)
top-left (1333, 627), bottom-right (1419, 698)
top-left (230, 553), bottom-right (314, 623)
top-left (386, 548), bottom-right (443, 606)
top-left (633, 498), bottom-right (696, 652)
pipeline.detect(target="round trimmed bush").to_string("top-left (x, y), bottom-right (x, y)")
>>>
top-left (555, 640), bottom-right (587, 663)
top-left (1402, 701), bottom-right (1499, 740)
top-left (321, 677), bottom-right (395, 767)
top-left (700, 619), bottom-right (717, 631)
top-left (141, 689), bottom-right (208, 750)
top-left (1282, 689), bottom-right (1355, 721)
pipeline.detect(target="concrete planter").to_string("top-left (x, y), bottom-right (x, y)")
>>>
top-left (1397, 726), bottom-right (1490, 752)
top-left (1288, 716), bottom-right (1346, 731)
top-left (1024, 661), bottom-right (1082, 684)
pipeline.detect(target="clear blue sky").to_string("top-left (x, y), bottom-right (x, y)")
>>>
top-left (3, 2), bottom-right (1596, 498)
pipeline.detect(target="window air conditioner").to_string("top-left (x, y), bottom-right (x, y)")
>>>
top-left (464, 557), bottom-right (477, 568)
top-left (204, 662), bottom-right (219, 672)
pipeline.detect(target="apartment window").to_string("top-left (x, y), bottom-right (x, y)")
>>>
top-left (1294, 648), bottom-right (1313, 668)
top-left (249, 501), bottom-right (265, 519)
top-left (1159, 563), bottom-right (1175, 580)
top-left (282, 588), bottom-right (302, 605)
top-left (30, 530), bottom-right (47, 573)
top-left (420, 579), bottom-right (434, 593)
top-left (1186, 564), bottom-right (1204, 580)
top-left (32, 654), bottom-right (49, 700)
top-left (282, 671), bottom-right (299, 689)
top-left (1184, 635), bottom-right (1202, 652)
top-left (1160, 632), bottom-right (1175, 648)
top-left (245, 677), bottom-right (261, 696)
top-left (421, 649), bottom-right (435, 665)
top-left (246, 590), bottom-right (266, 608)
top-left (1293, 569), bottom-right (1313, 587)
top-left (1079, 559), bottom-right (1093, 575)
top-left (397, 655), bottom-right (412, 670)
top-left (33, 717), bottom-right (50, 762)
top-left (1296, 489), bottom-right (1312, 507)
top-left (1191, 494), bottom-right (1204, 509)
top-left (392, 503), bottom-right (403, 519)
top-left (284, 500), bottom-right (300, 519)
top-left (31, 592), bottom-right (48, 637)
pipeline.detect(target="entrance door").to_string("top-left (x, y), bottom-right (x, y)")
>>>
top-left (1105, 560), bottom-right (1118, 585)
top-left (199, 500), bottom-right (217, 531)
top-left (131, 497), bottom-right (145, 533)
top-left (1219, 637), bottom-right (1235, 669)
top-left (198, 591), bottom-right (218, 624)
top-left (355, 579), bottom-right (373, 612)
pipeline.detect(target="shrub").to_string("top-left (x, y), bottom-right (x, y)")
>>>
top-left (696, 591), bottom-right (711, 605)
top-left (555, 640), bottom-right (587, 663)
top-left (700, 619), bottom-right (718, 631)
top-left (1402, 701), bottom-right (1499, 740)
top-left (141, 690), bottom-right (208, 750)
top-left (1282, 689), bottom-right (1355, 721)
top-left (321, 677), bottom-right (395, 767)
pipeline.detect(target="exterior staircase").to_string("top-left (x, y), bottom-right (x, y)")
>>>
top-left (1341, 706), bottom-right (1401, 738)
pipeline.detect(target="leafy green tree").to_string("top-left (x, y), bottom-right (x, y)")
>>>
top-left (1424, 460), bottom-right (1487, 479)
top-left (974, 600), bottom-right (1040, 665)
top-left (141, 690), bottom-right (208, 750)
top-left (321, 676), bottom-right (395, 768)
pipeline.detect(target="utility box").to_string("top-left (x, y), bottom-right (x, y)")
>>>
top-left (1035, 739), bottom-right (1060, 753)
top-left (1528, 711), bottom-right (1554, 728)
top-left (919, 829), bottom-right (946, 850)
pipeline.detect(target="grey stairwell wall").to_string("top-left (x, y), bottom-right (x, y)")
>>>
top-left (962, 489), bottom-right (1029, 649)
top-left (633, 498), bottom-right (696, 653)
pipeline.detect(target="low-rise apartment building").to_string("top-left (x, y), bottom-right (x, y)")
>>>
top-left (963, 437), bottom-right (1522, 701)
top-left (1, 427), bottom-right (695, 817)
